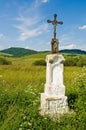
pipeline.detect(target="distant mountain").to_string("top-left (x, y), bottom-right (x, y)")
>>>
top-left (60, 49), bottom-right (86, 54)
top-left (0, 48), bottom-right (86, 57)
top-left (0, 47), bottom-right (38, 57)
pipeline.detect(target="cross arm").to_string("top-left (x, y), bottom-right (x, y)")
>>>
top-left (47, 20), bottom-right (53, 23)
top-left (57, 21), bottom-right (63, 25)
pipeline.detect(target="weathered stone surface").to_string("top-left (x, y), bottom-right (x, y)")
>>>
top-left (51, 38), bottom-right (59, 53)
top-left (45, 54), bottom-right (65, 97)
top-left (41, 93), bottom-right (68, 116)
top-left (40, 54), bottom-right (68, 116)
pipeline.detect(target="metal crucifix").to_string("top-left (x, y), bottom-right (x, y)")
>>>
top-left (47, 14), bottom-right (63, 53)
top-left (47, 14), bottom-right (63, 39)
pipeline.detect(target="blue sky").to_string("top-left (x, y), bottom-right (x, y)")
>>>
top-left (0, 0), bottom-right (86, 51)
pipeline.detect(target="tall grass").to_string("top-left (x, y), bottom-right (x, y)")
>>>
top-left (0, 54), bottom-right (86, 130)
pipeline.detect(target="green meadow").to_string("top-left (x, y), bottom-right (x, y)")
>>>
top-left (0, 53), bottom-right (86, 130)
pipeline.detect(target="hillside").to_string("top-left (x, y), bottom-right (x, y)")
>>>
top-left (0, 47), bottom-right (38, 57)
top-left (0, 52), bottom-right (12, 57)
top-left (60, 49), bottom-right (86, 54)
top-left (0, 48), bottom-right (86, 57)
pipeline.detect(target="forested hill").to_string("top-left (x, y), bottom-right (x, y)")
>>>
top-left (0, 47), bottom-right (86, 57)
top-left (0, 47), bottom-right (38, 57)
top-left (60, 49), bottom-right (86, 54)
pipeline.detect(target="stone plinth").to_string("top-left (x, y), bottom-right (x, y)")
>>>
top-left (40, 54), bottom-right (68, 116)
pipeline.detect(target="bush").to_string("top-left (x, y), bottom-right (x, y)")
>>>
top-left (64, 57), bottom-right (78, 66)
top-left (77, 56), bottom-right (86, 67)
top-left (33, 59), bottom-right (46, 66)
top-left (0, 57), bottom-right (12, 65)
top-left (64, 55), bottom-right (86, 67)
top-left (67, 93), bottom-right (78, 110)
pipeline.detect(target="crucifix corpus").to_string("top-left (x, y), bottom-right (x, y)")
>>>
top-left (47, 14), bottom-right (63, 53)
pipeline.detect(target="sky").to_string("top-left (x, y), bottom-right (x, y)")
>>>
top-left (0, 0), bottom-right (86, 51)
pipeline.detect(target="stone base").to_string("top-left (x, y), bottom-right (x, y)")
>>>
top-left (40, 93), bottom-right (68, 117)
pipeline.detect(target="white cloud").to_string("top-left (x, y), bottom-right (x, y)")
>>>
top-left (80, 46), bottom-right (86, 51)
top-left (79, 25), bottom-right (86, 30)
top-left (41, 0), bottom-right (49, 3)
top-left (25, 46), bottom-right (30, 49)
top-left (0, 33), bottom-right (5, 39)
top-left (15, 16), bottom-right (48, 41)
top-left (60, 44), bottom-right (76, 50)
top-left (14, 0), bottom-right (49, 41)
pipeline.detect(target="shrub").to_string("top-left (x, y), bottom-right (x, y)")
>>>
top-left (0, 57), bottom-right (12, 65)
top-left (67, 93), bottom-right (78, 110)
top-left (64, 57), bottom-right (78, 66)
top-left (64, 55), bottom-right (86, 67)
top-left (33, 59), bottom-right (46, 66)
top-left (77, 56), bottom-right (86, 67)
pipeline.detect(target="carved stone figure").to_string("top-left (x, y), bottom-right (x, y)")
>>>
top-left (51, 38), bottom-right (59, 53)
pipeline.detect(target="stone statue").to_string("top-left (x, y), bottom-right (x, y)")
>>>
top-left (40, 14), bottom-right (68, 117)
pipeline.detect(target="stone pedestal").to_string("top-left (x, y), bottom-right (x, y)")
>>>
top-left (40, 54), bottom-right (68, 116)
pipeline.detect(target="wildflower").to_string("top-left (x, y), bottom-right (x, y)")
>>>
top-left (20, 124), bottom-right (22, 127)
top-left (28, 122), bottom-right (32, 126)
top-left (23, 116), bottom-right (26, 119)
top-left (19, 128), bottom-right (22, 130)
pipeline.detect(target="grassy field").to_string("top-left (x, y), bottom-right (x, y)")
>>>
top-left (0, 53), bottom-right (86, 130)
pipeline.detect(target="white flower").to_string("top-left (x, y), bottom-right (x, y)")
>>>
top-left (19, 128), bottom-right (22, 130)
top-left (28, 122), bottom-right (32, 126)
